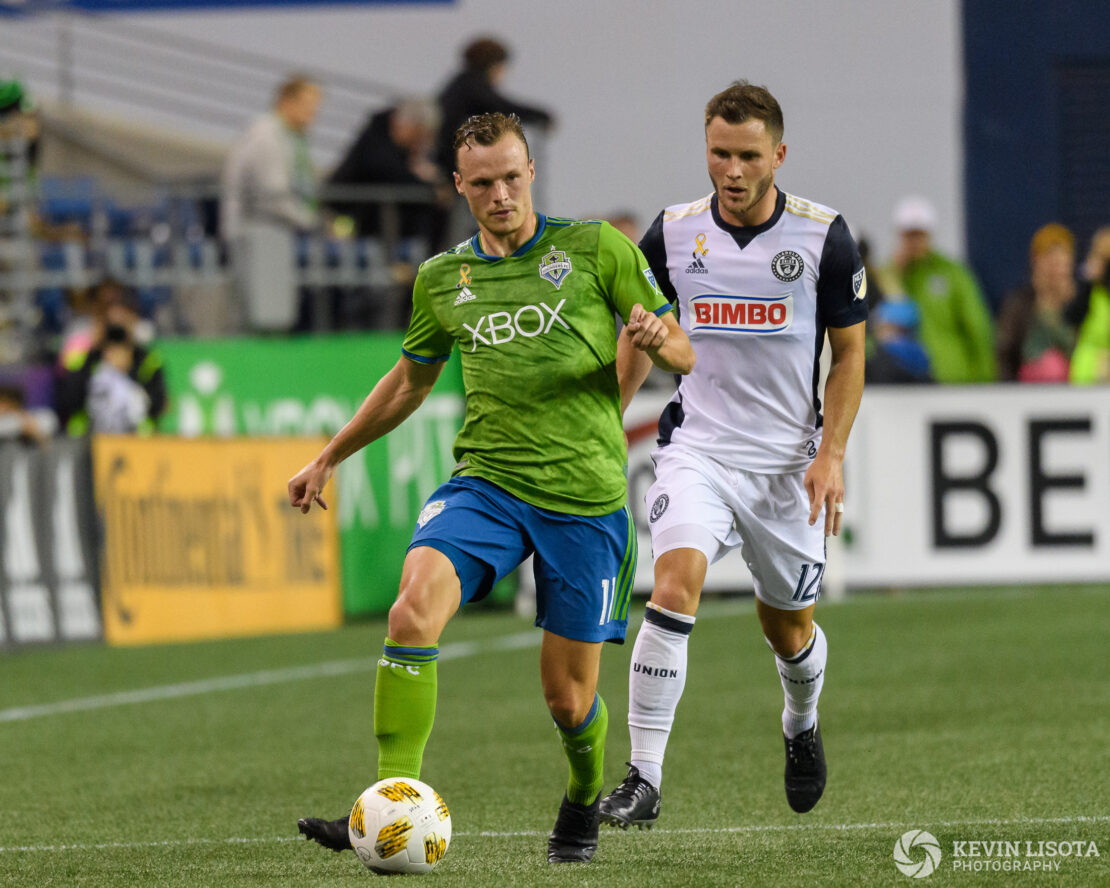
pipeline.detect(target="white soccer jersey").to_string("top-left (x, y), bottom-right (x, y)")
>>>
top-left (641, 189), bottom-right (867, 473)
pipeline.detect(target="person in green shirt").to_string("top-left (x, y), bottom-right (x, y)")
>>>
top-left (1070, 282), bottom-right (1110, 383)
top-left (880, 196), bottom-right (997, 383)
top-left (290, 112), bottom-right (694, 864)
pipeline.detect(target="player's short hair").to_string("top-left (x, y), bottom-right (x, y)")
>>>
top-left (452, 112), bottom-right (530, 166)
top-left (275, 75), bottom-right (319, 105)
top-left (705, 81), bottom-right (784, 143)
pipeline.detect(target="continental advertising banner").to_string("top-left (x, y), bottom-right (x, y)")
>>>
top-left (94, 436), bottom-right (340, 645)
top-left (156, 334), bottom-right (465, 615)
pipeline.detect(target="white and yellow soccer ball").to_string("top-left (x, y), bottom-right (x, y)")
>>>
top-left (348, 777), bottom-right (451, 875)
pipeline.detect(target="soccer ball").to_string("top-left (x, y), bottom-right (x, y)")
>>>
top-left (347, 777), bottom-right (451, 875)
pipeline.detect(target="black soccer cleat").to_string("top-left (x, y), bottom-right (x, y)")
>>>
top-left (599, 763), bottom-right (660, 830)
top-left (547, 793), bottom-right (600, 863)
top-left (297, 814), bottom-right (353, 852)
top-left (783, 722), bottom-right (827, 813)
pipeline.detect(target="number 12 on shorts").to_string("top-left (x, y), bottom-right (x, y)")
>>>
top-left (600, 576), bottom-right (618, 625)
top-left (792, 562), bottom-right (825, 603)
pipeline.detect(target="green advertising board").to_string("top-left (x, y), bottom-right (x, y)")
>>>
top-left (156, 333), bottom-right (468, 616)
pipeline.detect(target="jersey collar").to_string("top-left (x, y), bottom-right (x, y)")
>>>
top-left (470, 212), bottom-right (548, 261)
top-left (710, 188), bottom-right (786, 249)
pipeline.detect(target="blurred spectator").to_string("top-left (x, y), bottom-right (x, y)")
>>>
top-left (434, 37), bottom-right (554, 178)
top-left (880, 196), bottom-right (997, 383)
top-left (221, 75), bottom-right (322, 240)
top-left (1070, 228), bottom-right (1110, 384)
top-left (221, 75), bottom-right (322, 332)
top-left (327, 98), bottom-right (448, 245)
top-left (603, 210), bottom-right (641, 242)
top-left (1081, 226), bottom-right (1110, 285)
top-left (55, 285), bottom-right (166, 435)
top-left (0, 78), bottom-right (40, 176)
top-left (996, 224), bottom-right (1086, 383)
top-left (0, 384), bottom-right (55, 445)
top-left (58, 278), bottom-right (153, 370)
top-left (864, 299), bottom-right (933, 384)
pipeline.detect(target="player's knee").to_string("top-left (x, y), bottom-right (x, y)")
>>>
top-left (388, 587), bottom-right (447, 645)
top-left (651, 574), bottom-right (701, 615)
top-left (762, 617), bottom-right (813, 658)
top-left (542, 685), bottom-right (592, 729)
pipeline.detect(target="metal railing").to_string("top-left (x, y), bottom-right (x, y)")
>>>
top-left (0, 11), bottom-right (403, 160)
top-left (1, 153), bottom-right (443, 354)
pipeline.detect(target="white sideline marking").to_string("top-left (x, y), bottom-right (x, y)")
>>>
top-left (471, 813), bottom-right (1110, 838)
top-left (2, 815), bottom-right (1107, 854)
top-left (0, 631), bottom-right (540, 724)
top-left (0, 602), bottom-right (756, 725)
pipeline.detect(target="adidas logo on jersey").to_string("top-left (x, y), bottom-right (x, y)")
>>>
top-left (685, 255), bottom-right (709, 274)
top-left (454, 287), bottom-right (477, 306)
top-left (686, 232), bottom-right (710, 274)
top-left (689, 294), bottom-right (794, 333)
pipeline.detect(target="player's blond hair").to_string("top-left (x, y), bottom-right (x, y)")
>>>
top-left (452, 112), bottom-right (530, 167)
top-left (705, 81), bottom-right (784, 144)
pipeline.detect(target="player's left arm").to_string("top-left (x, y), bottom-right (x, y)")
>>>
top-left (807, 214), bottom-right (868, 536)
top-left (806, 322), bottom-right (865, 536)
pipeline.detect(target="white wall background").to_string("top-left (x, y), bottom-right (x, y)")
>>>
top-left (9, 0), bottom-right (965, 262)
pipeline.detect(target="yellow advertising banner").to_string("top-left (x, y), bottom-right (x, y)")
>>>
top-left (94, 436), bottom-right (341, 646)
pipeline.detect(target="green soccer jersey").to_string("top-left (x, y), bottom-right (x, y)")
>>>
top-left (402, 213), bottom-right (671, 516)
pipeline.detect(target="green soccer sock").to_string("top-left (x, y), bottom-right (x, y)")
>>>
top-left (373, 639), bottom-right (438, 780)
top-left (555, 693), bottom-right (608, 805)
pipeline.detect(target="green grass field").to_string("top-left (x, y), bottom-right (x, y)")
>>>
top-left (2, 585), bottom-right (1107, 887)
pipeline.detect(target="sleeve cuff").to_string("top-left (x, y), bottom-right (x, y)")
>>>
top-left (401, 348), bottom-right (451, 365)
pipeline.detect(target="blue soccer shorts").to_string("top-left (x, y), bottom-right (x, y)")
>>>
top-left (408, 475), bottom-right (636, 644)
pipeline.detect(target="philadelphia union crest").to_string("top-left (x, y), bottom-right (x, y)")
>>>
top-left (771, 250), bottom-right (804, 282)
top-left (539, 248), bottom-right (573, 289)
top-left (649, 494), bottom-right (669, 523)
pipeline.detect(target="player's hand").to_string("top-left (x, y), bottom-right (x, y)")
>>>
top-left (803, 451), bottom-right (844, 537)
top-left (624, 304), bottom-right (668, 351)
top-left (288, 459), bottom-right (332, 514)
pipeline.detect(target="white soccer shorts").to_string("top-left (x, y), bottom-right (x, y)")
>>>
top-left (645, 444), bottom-right (827, 610)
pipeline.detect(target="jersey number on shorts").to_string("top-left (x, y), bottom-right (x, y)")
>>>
top-left (792, 562), bottom-right (825, 603)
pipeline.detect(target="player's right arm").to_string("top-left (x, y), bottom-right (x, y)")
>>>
top-left (289, 355), bottom-right (444, 513)
top-left (607, 214), bottom-right (691, 410)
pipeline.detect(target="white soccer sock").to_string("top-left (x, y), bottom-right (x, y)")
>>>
top-left (773, 623), bottom-right (827, 738)
top-left (628, 603), bottom-right (695, 789)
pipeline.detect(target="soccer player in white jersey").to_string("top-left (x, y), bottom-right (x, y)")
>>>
top-left (602, 81), bottom-right (867, 828)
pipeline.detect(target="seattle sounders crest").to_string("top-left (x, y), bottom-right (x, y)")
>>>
top-left (539, 248), bottom-right (573, 289)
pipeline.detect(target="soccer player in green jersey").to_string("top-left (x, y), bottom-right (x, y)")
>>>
top-left (290, 112), bottom-right (694, 864)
